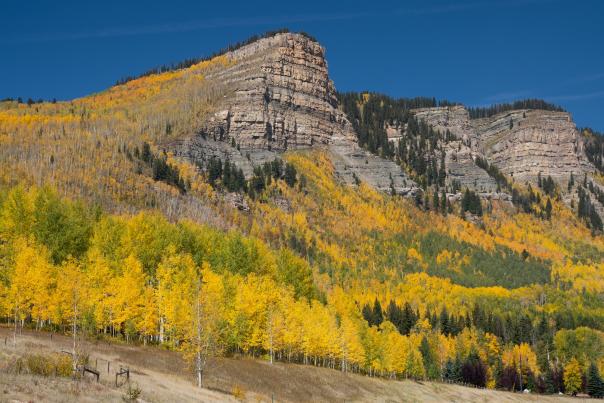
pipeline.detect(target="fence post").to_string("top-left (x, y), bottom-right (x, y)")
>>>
top-left (107, 361), bottom-right (110, 373)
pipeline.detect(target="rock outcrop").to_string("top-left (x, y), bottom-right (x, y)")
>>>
top-left (174, 32), bottom-right (594, 198)
top-left (409, 106), bottom-right (595, 192)
top-left (204, 33), bottom-right (353, 151)
top-left (412, 106), bottom-right (476, 145)
top-left (408, 106), bottom-right (498, 192)
top-left (473, 109), bottom-right (592, 185)
top-left (174, 32), bottom-right (417, 194)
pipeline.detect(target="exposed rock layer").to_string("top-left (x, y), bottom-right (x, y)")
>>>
top-left (473, 110), bottom-right (592, 184)
top-left (175, 32), bottom-right (593, 197)
top-left (174, 33), bottom-right (417, 194)
top-left (409, 106), bottom-right (595, 190)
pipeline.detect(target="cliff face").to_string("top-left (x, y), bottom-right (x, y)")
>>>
top-left (174, 33), bottom-right (417, 194)
top-left (412, 106), bottom-right (475, 145)
top-left (174, 32), bottom-right (593, 197)
top-left (205, 33), bottom-right (353, 150)
top-left (409, 106), bottom-right (498, 192)
top-left (473, 109), bottom-right (592, 184)
top-left (409, 106), bottom-right (595, 191)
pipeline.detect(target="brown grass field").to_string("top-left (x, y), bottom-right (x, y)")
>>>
top-left (0, 326), bottom-right (582, 402)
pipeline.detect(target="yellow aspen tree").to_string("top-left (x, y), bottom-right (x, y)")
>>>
top-left (564, 358), bottom-right (583, 396)
top-left (84, 249), bottom-right (115, 334)
top-left (109, 254), bottom-right (148, 342)
top-left (183, 262), bottom-right (224, 388)
top-left (338, 315), bottom-right (366, 373)
top-left (54, 258), bottom-right (86, 370)
top-left (156, 249), bottom-right (201, 345)
top-left (502, 343), bottom-right (540, 381)
top-left (8, 238), bottom-right (52, 343)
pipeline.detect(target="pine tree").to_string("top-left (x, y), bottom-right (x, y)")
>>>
top-left (537, 172), bottom-right (542, 188)
top-left (420, 336), bottom-right (439, 379)
top-left (372, 298), bottom-right (383, 326)
top-left (284, 163), bottom-right (297, 187)
top-left (444, 357), bottom-right (463, 383)
top-left (545, 198), bottom-right (552, 220)
top-left (361, 303), bottom-right (374, 327)
top-left (461, 351), bottom-right (487, 387)
top-left (544, 366), bottom-right (558, 394)
top-left (401, 302), bottom-right (417, 335)
top-left (440, 307), bottom-right (450, 335)
top-left (386, 300), bottom-right (404, 334)
top-left (587, 362), bottom-right (604, 398)
top-left (590, 208), bottom-right (603, 232)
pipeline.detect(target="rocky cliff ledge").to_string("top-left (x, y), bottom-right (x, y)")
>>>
top-left (473, 109), bottom-right (592, 185)
top-left (409, 106), bottom-right (498, 192)
top-left (174, 33), bottom-right (417, 194)
top-left (409, 106), bottom-right (595, 190)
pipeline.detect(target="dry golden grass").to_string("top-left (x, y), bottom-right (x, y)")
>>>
top-left (0, 326), bottom-right (579, 403)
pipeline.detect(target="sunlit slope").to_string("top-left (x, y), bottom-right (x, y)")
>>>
top-left (0, 56), bottom-right (233, 218)
top-left (0, 55), bottom-right (602, 292)
top-left (236, 151), bottom-right (604, 289)
top-left (1, 150), bottom-right (603, 392)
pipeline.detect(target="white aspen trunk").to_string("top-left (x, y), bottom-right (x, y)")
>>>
top-left (13, 304), bottom-right (18, 347)
top-left (269, 307), bottom-right (274, 364)
top-left (196, 276), bottom-right (203, 388)
top-left (73, 291), bottom-right (78, 371)
top-left (158, 280), bottom-right (164, 343)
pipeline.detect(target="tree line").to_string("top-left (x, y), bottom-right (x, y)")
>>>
top-left (201, 156), bottom-right (300, 198)
top-left (123, 142), bottom-right (189, 194)
top-left (115, 29), bottom-right (317, 86)
top-left (468, 99), bottom-right (565, 119)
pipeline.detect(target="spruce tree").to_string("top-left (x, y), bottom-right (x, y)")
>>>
top-left (362, 303), bottom-right (374, 327)
top-left (372, 298), bottom-right (383, 326)
top-left (587, 362), bottom-right (604, 398)
top-left (440, 307), bottom-right (450, 335)
top-left (545, 198), bottom-right (552, 220)
top-left (420, 336), bottom-right (439, 379)
top-left (433, 189), bottom-right (440, 211)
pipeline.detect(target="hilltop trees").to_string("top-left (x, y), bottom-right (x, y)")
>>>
top-left (467, 99), bottom-right (564, 119)
top-left (337, 93), bottom-right (451, 188)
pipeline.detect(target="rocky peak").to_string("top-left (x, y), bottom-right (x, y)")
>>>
top-left (173, 32), bottom-right (417, 195)
top-left (201, 32), bottom-right (355, 151)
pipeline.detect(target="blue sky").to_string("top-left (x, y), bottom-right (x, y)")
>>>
top-left (1, 0), bottom-right (603, 130)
